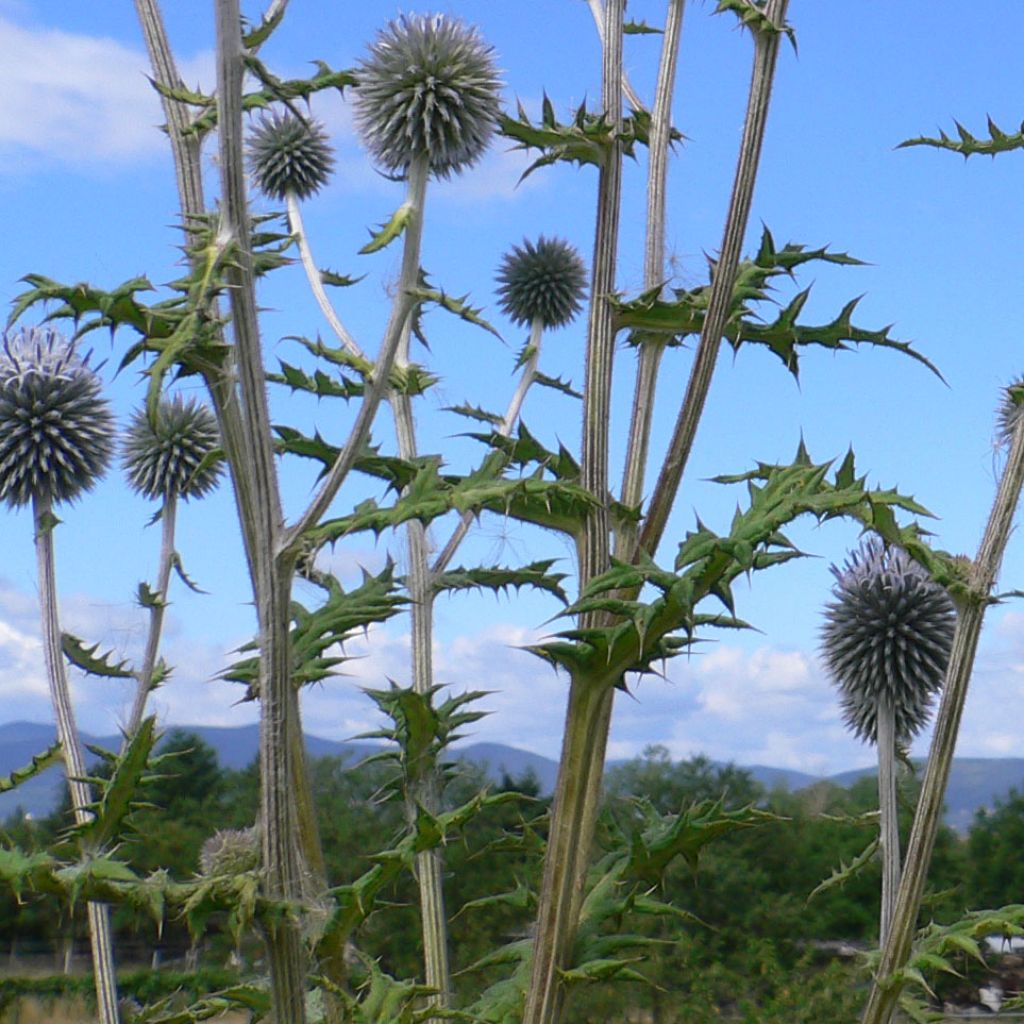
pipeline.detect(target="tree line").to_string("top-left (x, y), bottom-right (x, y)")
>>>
top-left (3, 730), bottom-right (1021, 1022)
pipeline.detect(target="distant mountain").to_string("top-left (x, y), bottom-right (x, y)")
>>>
top-left (2, 720), bottom-right (1022, 831)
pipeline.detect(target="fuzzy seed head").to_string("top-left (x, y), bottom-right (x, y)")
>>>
top-left (353, 14), bottom-right (501, 179)
top-left (248, 111), bottom-right (335, 201)
top-left (122, 396), bottom-right (222, 501)
top-left (0, 327), bottom-right (113, 508)
top-left (200, 826), bottom-right (259, 876)
top-left (821, 538), bottom-right (955, 745)
top-left (496, 236), bottom-right (588, 329)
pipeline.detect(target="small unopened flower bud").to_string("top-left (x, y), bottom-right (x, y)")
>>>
top-left (354, 14), bottom-right (502, 179)
top-left (0, 327), bottom-right (113, 508)
top-left (496, 237), bottom-right (588, 329)
top-left (248, 111), bottom-right (335, 201)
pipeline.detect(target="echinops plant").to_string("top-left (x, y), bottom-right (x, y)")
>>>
top-left (5, 4), bottom-right (996, 1024)
top-left (0, 327), bottom-right (120, 1024)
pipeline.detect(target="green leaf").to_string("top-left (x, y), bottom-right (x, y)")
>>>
top-left (72, 717), bottom-right (159, 854)
top-left (714, 0), bottom-right (797, 49)
top-left (624, 19), bottom-right (663, 34)
top-left (171, 552), bottom-right (207, 594)
top-left (532, 371), bottom-right (582, 399)
top-left (900, 116), bottom-right (1024, 158)
top-left (0, 742), bottom-right (62, 794)
top-left (319, 267), bottom-right (365, 288)
top-left (807, 835), bottom-right (880, 901)
top-left (61, 633), bottom-right (133, 679)
top-left (444, 402), bottom-right (504, 426)
top-left (360, 203), bottom-right (412, 254)
top-left (409, 268), bottom-right (502, 342)
top-left (434, 560), bottom-right (568, 603)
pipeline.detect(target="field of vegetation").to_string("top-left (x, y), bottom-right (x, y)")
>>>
top-left (3, 733), bottom-right (1023, 1022)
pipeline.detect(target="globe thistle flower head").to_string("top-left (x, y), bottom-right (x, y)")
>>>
top-left (354, 14), bottom-right (502, 179)
top-left (122, 396), bottom-right (222, 501)
top-left (821, 538), bottom-right (955, 745)
top-left (496, 236), bottom-right (588, 329)
top-left (200, 826), bottom-right (259, 876)
top-left (0, 327), bottom-right (113, 508)
top-left (248, 111), bottom-right (335, 201)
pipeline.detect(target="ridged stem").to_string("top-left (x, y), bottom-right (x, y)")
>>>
top-left (639, 0), bottom-right (789, 556)
top-left (385, 161), bottom-right (454, 1014)
top-left (523, 4), bottom-right (623, 1023)
top-left (861, 413), bottom-right (1024, 1024)
top-left (126, 494), bottom-right (177, 737)
top-left (33, 494), bottom-right (121, 1024)
top-left (617, 0), bottom-right (686, 558)
top-left (216, 3), bottom-right (306, 1021)
top-left (876, 699), bottom-right (899, 948)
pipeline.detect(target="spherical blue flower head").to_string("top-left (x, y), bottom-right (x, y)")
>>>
top-left (248, 111), bottom-right (335, 201)
top-left (0, 327), bottom-right (113, 508)
top-left (496, 236), bottom-right (588, 329)
top-left (354, 14), bottom-right (502, 179)
top-left (821, 538), bottom-right (955, 745)
top-left (122, 395), bottom-right (223, 501)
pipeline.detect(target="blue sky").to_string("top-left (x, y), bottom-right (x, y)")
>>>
top-left (1, 0), bottom-right (1022, 776)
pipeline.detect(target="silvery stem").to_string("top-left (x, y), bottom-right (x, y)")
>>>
top-left (523, 2), bottom-right (623, 1021)
top-left (639, 0), bottom-right (789, 556)
top-left (126, 494), bottom-right (177, 738)
top-left (287, 192), bottom-right (365, 360)
top-left (33, 494), bottom-right (121, 1024)
top-left (876, 698), bottom-right (900, 948)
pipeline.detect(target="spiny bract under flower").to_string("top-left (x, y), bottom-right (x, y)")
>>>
top-left (122, 396), bottom-right (222, 501)
top-left (0, 327), bottom-right (113, 508)
top-left (247, 111), bottom-right (335, 201)
top-left (821, 538), bottom-right (955, 745)
top-left (353, 14), bottom-right (501, 179)
top-left (496, 236), bottom-right (588, 329)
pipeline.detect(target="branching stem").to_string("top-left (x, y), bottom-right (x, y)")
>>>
top-left (639, 0), bottom-right (789, 556)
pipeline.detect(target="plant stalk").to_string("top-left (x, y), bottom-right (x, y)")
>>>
top-left (215, 3), bottom-right (307, 1019)
top-left (126, 494), bottom-right (177, 737)
top-left (861, 417), bottom-right (1024, 1024)
top-left (523, 3), bottom-right (624, 1021)
top-left (639, 0), bottom-right (789, 556)
top-left (33, 494), bottom-right (121, 1024)
top-left (876, 698), bottom-right (899, 948)
top-left (617, 0), bottom-right (686, 558)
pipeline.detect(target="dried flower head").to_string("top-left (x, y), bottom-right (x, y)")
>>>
top-left (353, 14), bottom-right (501, 178)
top-left (996, 375), bottom-right (1024, 448)
top-left (248, 111), bottom-right (335, 201)
top-left (200, 826), bottom-right (259, 876)
top-left (0, 327), bottom-right (113, 508)
top-left (821, 538), bottom-right (955, 745)
top-left (122, 396), bottom-right (222, 501)
top-left (496, 236), bottom-right (588, 329)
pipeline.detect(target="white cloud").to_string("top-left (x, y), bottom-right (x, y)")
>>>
top-left (7, 568), bottom-right (1024, 781)
top-left (0, 15), bottom-right (212, 170)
